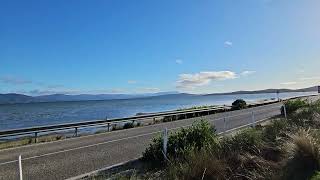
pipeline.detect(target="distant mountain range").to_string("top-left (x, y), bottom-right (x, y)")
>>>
top-left (0, 91), bottom-right (180, 104)
top-left (205, 86), bottom-right (319, 96)
top-left (0, 86), bottom-right (318, 104)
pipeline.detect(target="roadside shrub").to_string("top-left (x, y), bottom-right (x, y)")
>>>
top-left (166, 149), bottom-right (228, 180)
top-left (287, 100), bottom-right (320, 128)
top-left (220, 128), bottom-right (263, 156)
top-left (231, 99), bottom-right (247, 110)
top-left (281, 130), bottom-right (320, 180)
top-left (311, 172), bottom-right (320, 180)
top-left (220, 129), bottom-right (279, 179)
top-left (263, 119), bottom-right (288, 143)
top-left (142, 120), bottom-right (218, 166)
top-left (123, 122), bottom-right (134, 129)
top-left (282, 99), bottom-right (308, 115)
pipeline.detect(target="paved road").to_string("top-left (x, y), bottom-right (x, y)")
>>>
top-left (0, 101), bottom-right (303, 180)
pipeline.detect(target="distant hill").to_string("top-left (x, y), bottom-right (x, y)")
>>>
top-left (205, 86), bottom-right (319, 96)
top-left (0, 86), bottom-right (318, 105)
top-left (0, 91), bottom-right (180, 104)
top-left (0, 93), bottom-right (34, 104)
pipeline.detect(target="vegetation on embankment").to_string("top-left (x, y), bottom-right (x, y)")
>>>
top-left (97, 98), bottom-right (320, 180)
top-left (178, 105), bottom-right (219, 111)
top-left (0, 133), bottom-right (65, 150)
top-left (0, 121), bottom-right (143, 150)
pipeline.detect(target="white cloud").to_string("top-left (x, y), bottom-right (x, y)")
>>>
top-left (134, 87), bottom-right (160, 93)
top-left (20, 88), bottom-right (128, 96)
top-left (240, 71), bottom-right (256, 76)
top-left (224, 41), bottom-right (233, 47)
top-left (299, 77), bottom-right (320, 81)
top-left (127, 80), bottom-right (137, 84)
top-left (46, 84), bottom-right (65, 89)
top-left (142, 87), bottom-right (160, 92)
top-left (175, 59), bottom-right (183, 64)
top-left (23, 89), bottom-right (81, 96)
top-left (177, 71), bottom-right (237, 89)
top-left (0, 76), bottom-right (32, 85)
top-left (280, 82), bottom-right (297, 86)
top-left (87, 89), bottom-right (125, 94)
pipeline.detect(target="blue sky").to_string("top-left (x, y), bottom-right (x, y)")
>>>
top-left (1, 0), bottom-right (319, 95)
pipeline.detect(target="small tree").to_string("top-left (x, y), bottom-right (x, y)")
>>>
top-left (232, 99), bottom-right (247, 110)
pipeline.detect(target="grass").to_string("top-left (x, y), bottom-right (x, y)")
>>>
top-left (0, 134), bottom-right (65, 150)
top-left (282, 130), bottom-right (320, 180)
top-left (178, 105), bottom-right (217, 111)
top-left (0, 138), bottom-right (33, 149)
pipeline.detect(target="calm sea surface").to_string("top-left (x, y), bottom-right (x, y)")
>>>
top-left (0, 92), bottom-right (317, 130)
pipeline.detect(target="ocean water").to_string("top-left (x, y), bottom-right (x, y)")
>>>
top-left (0, 92), bottom-right (317, 131)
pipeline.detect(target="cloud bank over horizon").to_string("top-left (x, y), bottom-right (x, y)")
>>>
top-left (176, 71), bottom-right (237, 89)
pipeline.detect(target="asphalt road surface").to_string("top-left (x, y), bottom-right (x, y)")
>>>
top-left (0, 98), bottom-right (314, 180)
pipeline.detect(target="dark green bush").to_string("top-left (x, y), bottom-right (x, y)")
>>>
top-left (166, 149), bottom-right (228, 180)
top-left (286, 100), bottom-right (320, 128)
top-left (231, 99), bottom-right (247, 110)
top-left (263, 119), bottom-right (288, 142)
top-left (142, 120), bottom-right (218, 165)
top-left (311, 171), bottom-right (320, 180)
top-left (282, 130), bottom-right (320, 180)
top-left (282, 99), bottom-right (308, 115)
top-left (123, 122), bottom-right (134, 129)
top-left (220, 128), bottom-right (263, 156)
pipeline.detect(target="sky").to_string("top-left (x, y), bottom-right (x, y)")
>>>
top-left (1, 0), bottom-right (320, 95)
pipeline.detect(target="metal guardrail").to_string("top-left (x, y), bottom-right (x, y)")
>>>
top-left (0, 106), bottom-right (228, 139)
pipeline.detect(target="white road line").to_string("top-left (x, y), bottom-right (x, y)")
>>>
top-left (0, 131), bottom-right (161, 166)
top-left (0, 108), bottom-right (280, 167)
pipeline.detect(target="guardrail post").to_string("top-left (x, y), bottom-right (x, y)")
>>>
top-left (74, 127), bottom-right (78, 137)
top-left (283, 105), bottom-right (287, 119)
top-left (163, 128), bottom-right (168, 160)
top-left (34, 132), bottom-right (38, 143)
top-left (251, 112), bottom-right (255, 127)
top-left (223, 117), bottom-right (227, 133)
top-left (19, 155), bottom-right (23, 180)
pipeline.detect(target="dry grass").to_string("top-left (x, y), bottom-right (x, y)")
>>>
top-left (0, 138), bottom-right (32, 149)
top-left (281, 130), bottom-right (320, 180)
top-left (0, 134), bottom-right (65, 150)
top-left (166, 149), bottom-right (228, 180)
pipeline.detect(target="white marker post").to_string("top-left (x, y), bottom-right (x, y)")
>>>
top-left (163, 128), bottom-right (168, 160)
top-left (19, 155), bottom-right (23, 180)
top-left (251, 112), bottom-right (255, 127)
top-left (283, 105), bottom-right (287, 119)
top-left (223, 117), bottom-right (227, 134)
